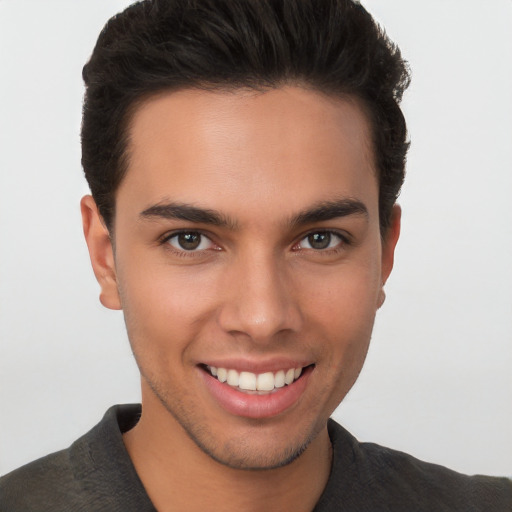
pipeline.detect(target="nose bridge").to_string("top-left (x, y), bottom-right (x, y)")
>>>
top-left (218, 247), bottom-right (301, 342)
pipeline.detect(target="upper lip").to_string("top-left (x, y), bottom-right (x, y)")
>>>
top-left (199, 357), bottom-right (313, 373)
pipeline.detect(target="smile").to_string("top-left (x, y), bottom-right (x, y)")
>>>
top-left (200, 363), bottom-right (314, 418)
top-left (206, 365), bottom-right (303, 393)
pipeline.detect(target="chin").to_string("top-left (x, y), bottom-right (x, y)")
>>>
top-left (149, 378), bottom-right (324, 471)
top-left (186, 424), bottom-right (314, 471)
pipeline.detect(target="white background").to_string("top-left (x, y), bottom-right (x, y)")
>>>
top-left (0, 1), bottom-right (511, 477)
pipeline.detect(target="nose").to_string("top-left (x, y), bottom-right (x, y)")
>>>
top-left (217, 251), bottom-right (302, 344)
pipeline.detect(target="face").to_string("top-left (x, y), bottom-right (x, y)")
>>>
top-left (82, 86), bottom-right (399, 470)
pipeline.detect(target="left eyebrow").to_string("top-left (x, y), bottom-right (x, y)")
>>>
top-left (139, 202), bottom-right (238, 230)
top-left (289, 199), bottom-right (368, 227)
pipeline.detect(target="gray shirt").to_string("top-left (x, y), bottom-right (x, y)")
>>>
top-left (1, 404), bottom-right (511, 511)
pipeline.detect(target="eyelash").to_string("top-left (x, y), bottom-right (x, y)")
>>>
top-left (293, 230), bottom-right (351, 255)
top-left (159, 230), bottom-right (219, 258)
top-left (159, 229), bottom-right (350, 257)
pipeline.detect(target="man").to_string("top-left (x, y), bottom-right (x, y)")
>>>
top-left (1, 0), bottom-right (511, 510)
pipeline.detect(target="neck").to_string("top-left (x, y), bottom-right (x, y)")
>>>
top-left (123, 391), bottom-right (332, 512)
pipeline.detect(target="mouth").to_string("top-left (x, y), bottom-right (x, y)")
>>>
top-left (201, 364), bottom-right (312, 394)
top-left (199, 363), bottom-right (314, 418)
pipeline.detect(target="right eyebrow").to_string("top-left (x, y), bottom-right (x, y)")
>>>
top-left (289, 198), bottom-right (369, 227)
top-left (139, 202), bottom-right (238, 230)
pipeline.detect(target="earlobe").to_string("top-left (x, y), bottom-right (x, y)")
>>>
top-left (377, 288), bottom-right (386, 309)
top-left (80, 195), bottom-right (122, 310)
top-left (380, 204), bottom-right (401, 288)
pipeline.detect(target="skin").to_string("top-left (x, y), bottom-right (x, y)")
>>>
top-left (81, 86), bottom-right (400, 512)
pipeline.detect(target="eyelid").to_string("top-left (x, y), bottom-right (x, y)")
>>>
top-left (160, 228), bottom-right (209, 242)
top-left (293, 229), bottom-right (351, 251)
top-left (159, 229), bottom-right (220, 252)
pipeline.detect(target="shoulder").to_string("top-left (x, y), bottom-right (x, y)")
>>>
top-left (0, 447), bottom-right (81, 511)
top-left (316, 419), bottom-right (512, 512)
top-left (354, 438), bottom-right (512, 509)
top-left (0, 404), bottom-right (152, 512)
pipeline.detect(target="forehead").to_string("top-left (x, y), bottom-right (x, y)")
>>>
top-left (118, 86), bottom-right (378, 225)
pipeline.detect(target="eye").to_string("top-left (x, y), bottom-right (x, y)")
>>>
top-left (296, 231), bottom-right (345, 251)
top-left (166, 231), bottom-right (215, 251)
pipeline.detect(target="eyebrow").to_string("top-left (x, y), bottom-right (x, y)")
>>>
top-left (139, 198), bottom-right (368, 229)
top-left (140, 202), bottom-right (238, 229)
top-left (289, 199), bottom-right (368, 227)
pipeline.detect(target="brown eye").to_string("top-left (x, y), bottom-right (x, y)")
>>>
top-left (167, 232), bottom-right (213, 251)
top-left (178, 233), bottom-right (201, 250)
top-left (297, 231), bottom-right (344, 251)
top-left (307, 232), bottom-right (332, 250)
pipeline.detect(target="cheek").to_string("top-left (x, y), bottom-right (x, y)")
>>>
top-left (297, 258), bottom-right (381, 377)
top-left (116, 262), bottom-right (219, 357)
top-left (300, 260), bottom-right (381, 328)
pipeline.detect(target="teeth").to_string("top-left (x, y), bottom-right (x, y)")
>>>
top-left (274, 370), bottom-right (285, 388)
top-left (227, 369), bottom-right (239, 386)
top-left (256, 372), bottom-right (274, 391)
top-left (239, 371), bottom-right (257, 390)
top-left (207, 366), bottom-right (304, 392)
top-left (217, 367), bottom-right (227, 383)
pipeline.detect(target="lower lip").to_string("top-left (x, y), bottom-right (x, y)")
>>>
top-left (199, 367), bottom-right (312, 419)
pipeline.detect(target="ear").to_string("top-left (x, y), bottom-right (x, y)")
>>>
top-left (80, 195), bottom-right (121, 310)
top-left (381, 204), bottom-right (401, 287)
